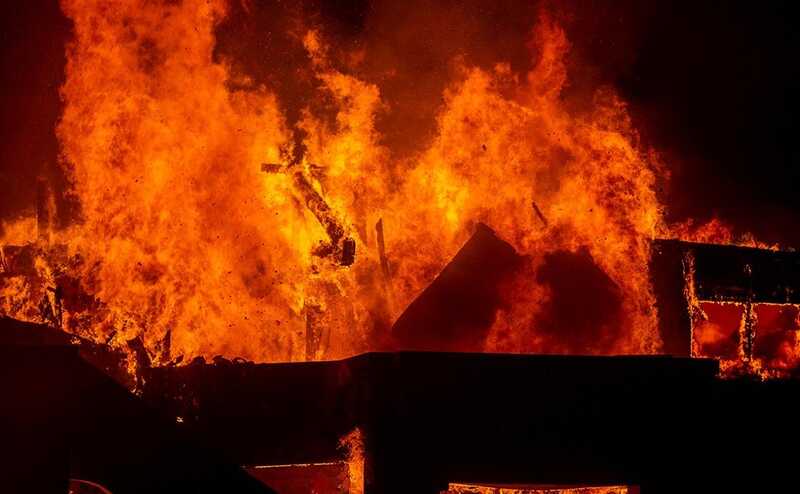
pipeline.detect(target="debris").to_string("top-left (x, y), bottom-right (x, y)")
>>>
top-left (37, 285), bottom-right (63, 330)
top-left (375, 218), bottom-right (393, 304)
top-left (48, 285), bottom-right (63, 329)
top-left (156, 329), bottom-right (171, 365)
top-left (38, 294), bottom-right (55, 327)
top-left (341, 237), bottom-right (356, 266)
top-left (531, 200), bottom-right (548, 228)
top-left (305, 301), bottom-right (324, 361)
top-left (650, 238), bottom-right (800, 367)
top-left (126, 333), bottom-right (152, 388)
top-left (260, 163), bottom-right (283, 174)
top-left (262, 163), bottom-right (355, 267)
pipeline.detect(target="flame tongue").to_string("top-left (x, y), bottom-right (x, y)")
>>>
top-left (56, 0), bottom-right (305, 362)
top-left (2, 2), bottom-right (672, 364)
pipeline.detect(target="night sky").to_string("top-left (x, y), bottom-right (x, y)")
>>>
top-left (1, 0), bottom-right (799, 245)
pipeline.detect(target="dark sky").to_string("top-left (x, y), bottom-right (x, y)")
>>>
top-left (1, 0), bottom-right (799, 245)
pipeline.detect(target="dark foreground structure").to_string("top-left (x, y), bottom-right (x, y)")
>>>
top-left (3, 314), bottom-right (800, 493)
top-left (143, 352), bottom-right (800, 493)
top-left (4, 233), bottom-right (800, 493)
top-left (0, 318), bottom-right (274, 494)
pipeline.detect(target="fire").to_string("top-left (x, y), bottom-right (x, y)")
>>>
top-left (670, 217), bottom-right (778, 250)
top-left (55, 0), bottom-right (304, 362)
top-left (3, 0), bottom-right (766, 367)
top-left (693, 301), bottom-right (800, 378)
top-left (339, 428), bottom-right (365, 494)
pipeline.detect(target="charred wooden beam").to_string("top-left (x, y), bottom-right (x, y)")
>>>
top-left (651, 239), bottom-right (800, 305)
top-left (531, 200), bottom-right (548, 228)
top-left (341, 237), bottom-right (356, 267)
top-left (689, 241), bottom-right (800, 303)
top-left (649, 240), bottom-right (694, 356)
top-left (290, 169), bottom-right (345, 247)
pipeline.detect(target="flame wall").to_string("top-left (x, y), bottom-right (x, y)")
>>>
top-left (1, 0), bottom-right (711, 363)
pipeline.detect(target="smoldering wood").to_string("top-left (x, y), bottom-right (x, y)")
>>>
top-left (390, 223), bottom-right (526, 352)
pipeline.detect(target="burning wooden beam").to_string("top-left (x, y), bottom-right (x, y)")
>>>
top-left (262, 163), bottom-right (355, 267)
top-left (531, 200), bottom-right (548, 228)
top-left (650, 238), bottom-right (800, 369)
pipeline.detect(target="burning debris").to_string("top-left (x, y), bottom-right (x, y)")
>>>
top-left (651, 239), bottom-right (800, 377)
top-left (0, 0), bottom-right (681, 365)
top-left (2, 0), bottom-right (800, 493)
top-left (261, 162), bottom-right (356, 267)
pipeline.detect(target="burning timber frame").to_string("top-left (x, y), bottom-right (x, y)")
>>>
top-left (261, 162), bottom-right (355, 267)
top-left (6, 238), bottom-right (800, 492)
top-left (650, 239), bottom-right (800, 368)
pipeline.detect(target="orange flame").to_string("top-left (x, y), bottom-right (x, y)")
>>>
top-left (338, 428), bottom-right (365, 494)
top-left (2, 1), bottom-right (749, 365)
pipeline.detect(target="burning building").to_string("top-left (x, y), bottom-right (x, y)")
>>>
top-left (1, 0), bottom-right (800, 493)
